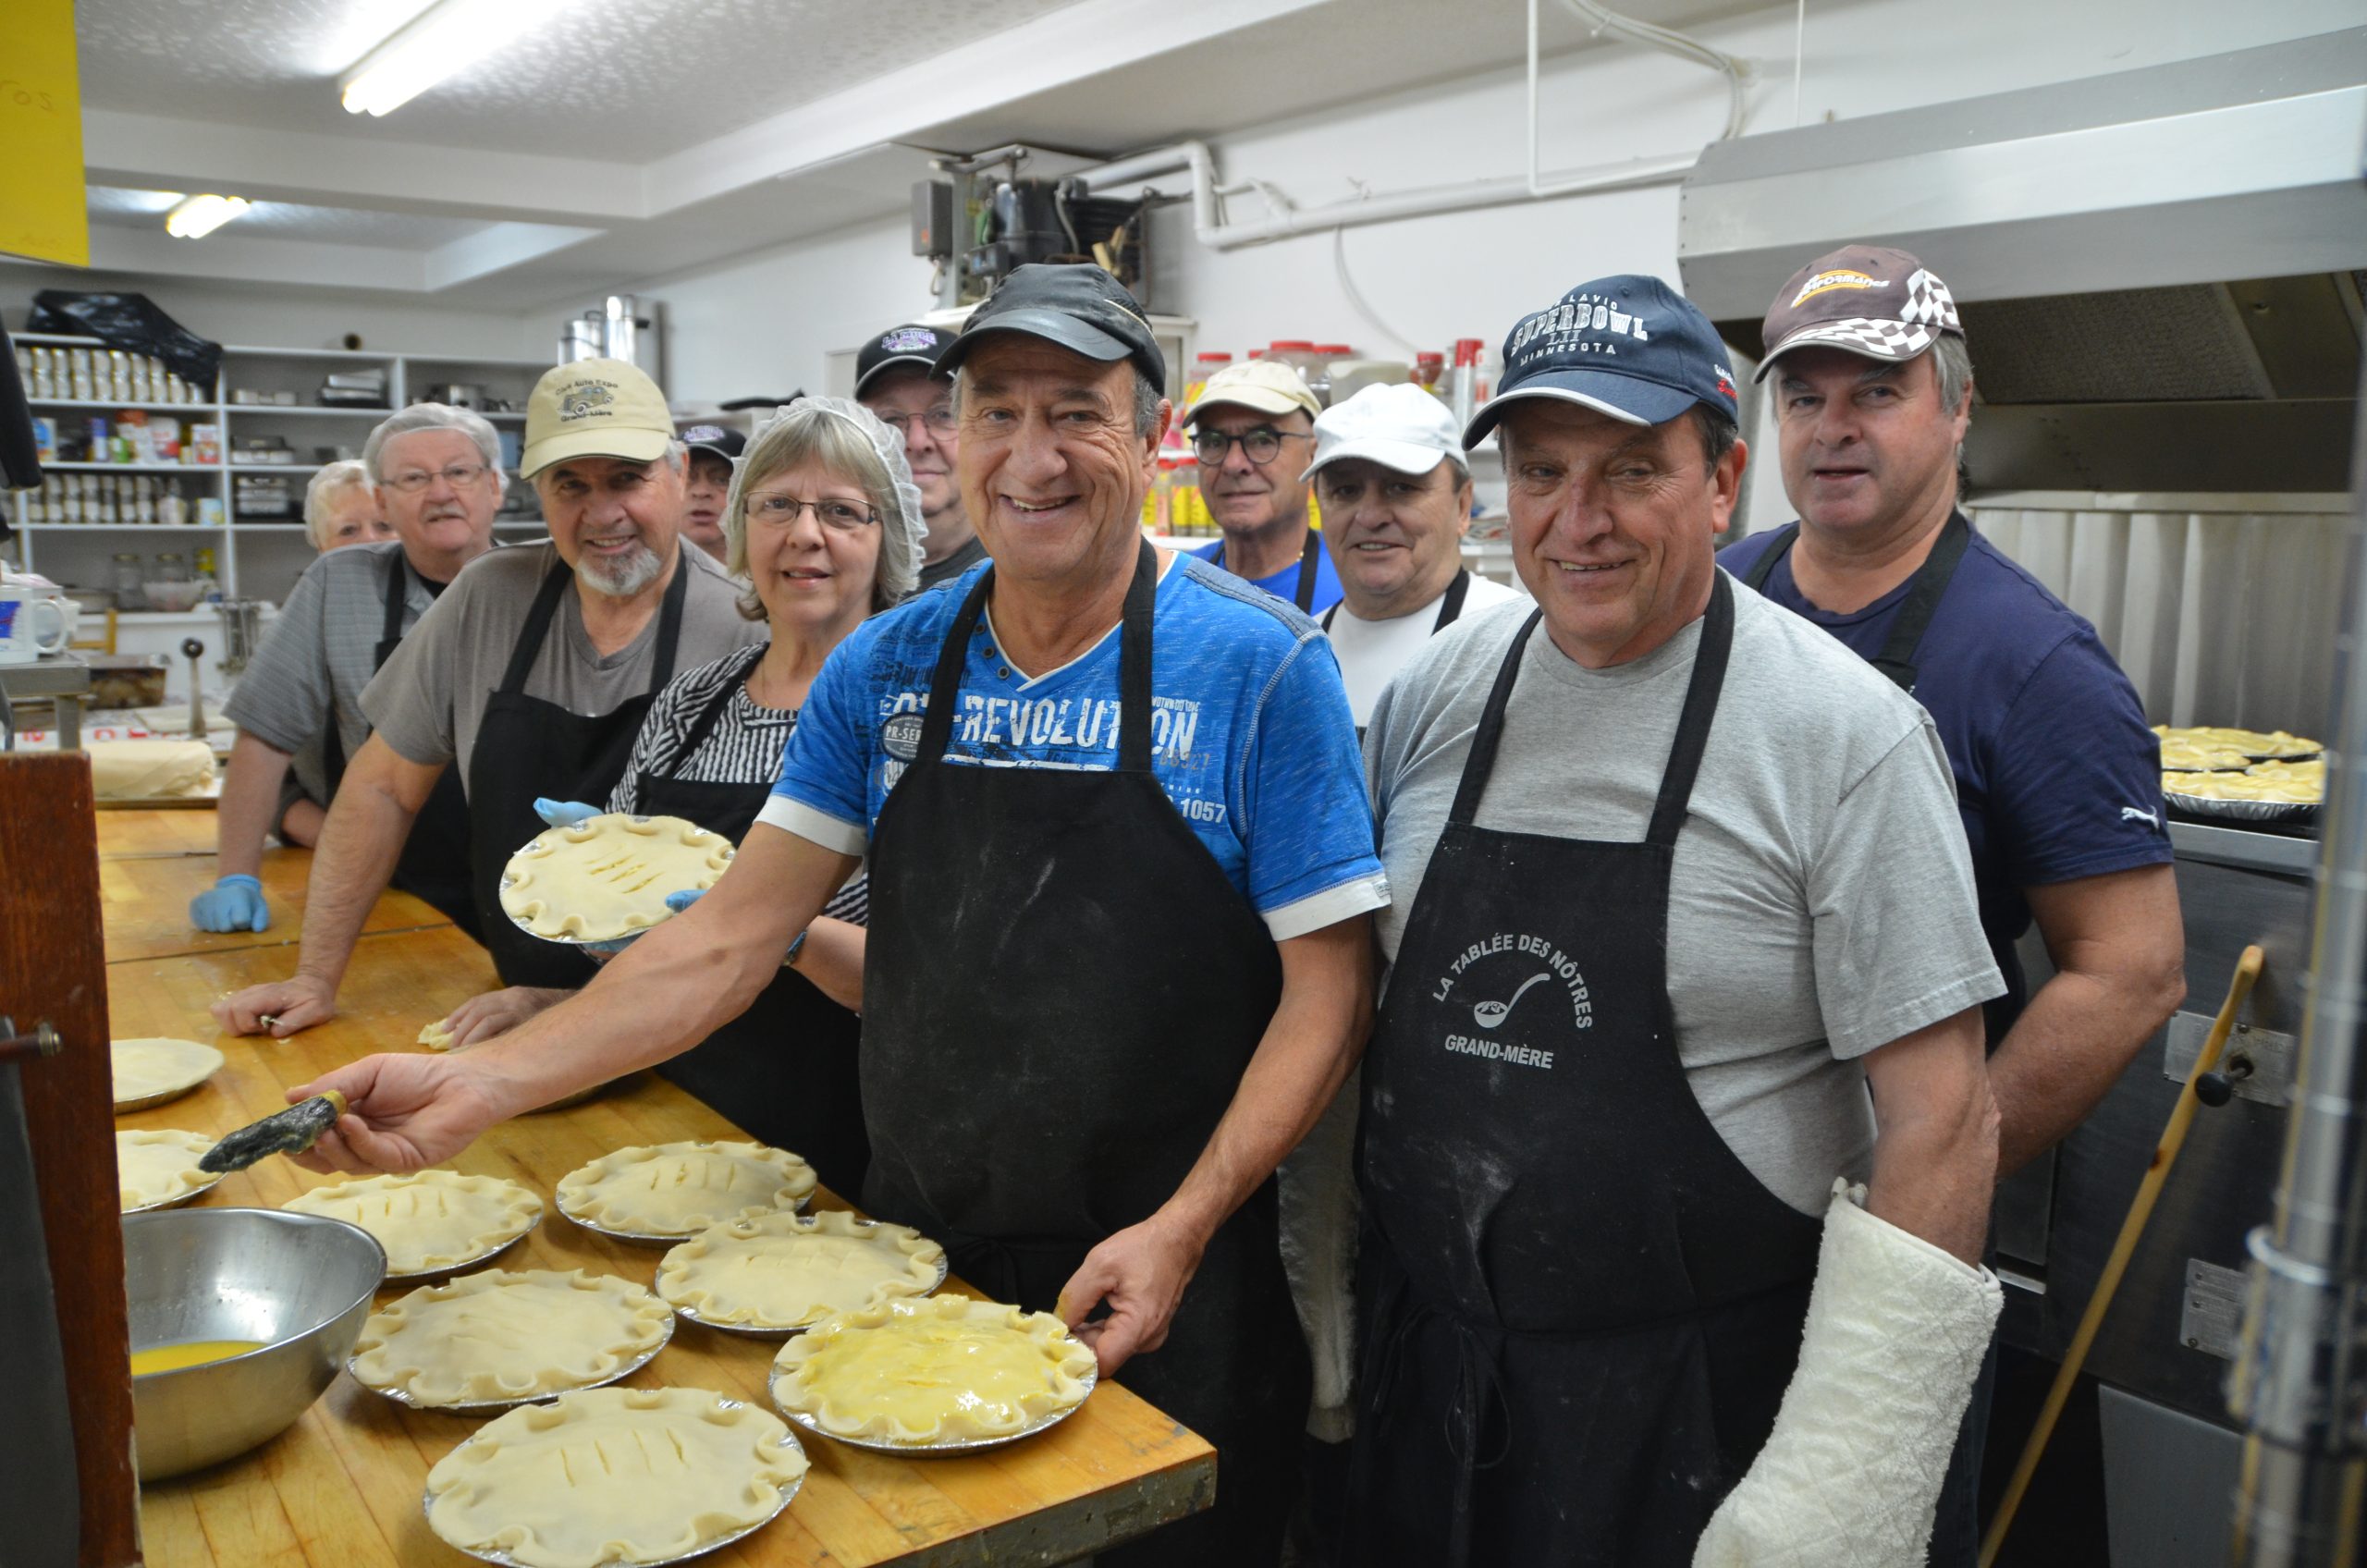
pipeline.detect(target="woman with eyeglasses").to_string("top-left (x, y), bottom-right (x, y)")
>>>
top-left (431, 398), bottom-right (923, 1196)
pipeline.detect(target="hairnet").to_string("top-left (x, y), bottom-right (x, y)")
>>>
top-left (724, 397), bottom-right (926, 611)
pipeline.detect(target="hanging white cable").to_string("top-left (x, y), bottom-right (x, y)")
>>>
top-left (1556, 0), bottom-right (1752, 141)
top-left (1332, 227), bottom-right (1425, 357)
top-left (1793, 0), bottom-right (1807, 126)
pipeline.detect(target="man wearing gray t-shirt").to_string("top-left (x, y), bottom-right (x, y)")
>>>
top-left (1343, 276), bottom-right (2007, 1568)
top-left (213, 359), bottom-right (765, 1036)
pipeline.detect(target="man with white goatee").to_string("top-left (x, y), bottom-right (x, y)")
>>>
top-left (212, 359), bottom-right (765, 1035)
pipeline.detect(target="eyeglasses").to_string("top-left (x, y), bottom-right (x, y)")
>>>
top-left (1191, 427), bottom-right (1311, 466)
top-left (874, 407), bottom-right (957, 437)
top-left (384, 461), bottom-right (493, 493)
top-left (745, 493), bottom-right (877, 532)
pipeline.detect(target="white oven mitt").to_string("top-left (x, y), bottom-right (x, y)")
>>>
top-left (1692, 1180), bottom-right (2001, 1568)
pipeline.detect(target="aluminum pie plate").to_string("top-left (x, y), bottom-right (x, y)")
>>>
top-left (420, 1400), bottom-right (803, 1568)
top-left (564, 1194), bottom-right (813, 1248)
top-left (122, 1170), bottom-right (227, 1215)
top-left (766, 1359), bottom-right (1098, 1456)
top-left (666, 1231), bottom-right (951, 1340)
top-left (2164, 790), bottom-right (2319, 827)
top-left (379, 1225), bottom-right (538, 1285)
top-left (350, 1312), bottom-right (673, 1414)
top-left (500, 815), bottom-right (732, 951)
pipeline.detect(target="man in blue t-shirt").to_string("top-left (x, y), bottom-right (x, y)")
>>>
top-left (1187, 360), bottom-right (1344, 615)
top-left (1721, 245), bottom-right (2187, 1568)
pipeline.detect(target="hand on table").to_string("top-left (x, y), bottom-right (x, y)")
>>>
top-left (190, 875), bottom-right (270, 933)
top-left (1056, 1212), bottom-right (1208, 1378)
top-left (213, 974), bottom-right (335, 1037)
top-left (284, 1053), bottom-right (506, 1175)
top-left (435, 986), bottom-right (571, 1050)
top-left (533, 798), bottom-right (603, 829)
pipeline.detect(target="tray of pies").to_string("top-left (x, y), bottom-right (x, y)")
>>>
top-left (350, 1268), bottom-right (674, 1412)
top-left (767, 1294), bottom-right (1098, 1454)
top-left (2164, 757), bottom-right (2324, 826)
top-left (423, 1387), bottom-right (806, 1568)
top-left (2155, 725), bottom-right (2322, 770)
top-left (498, 813), bottom-right (734, 948)
top-left (117, 1129), bottom-right (225, 1213)
top-left (112, 1036), bottom-right (225, 1112)
top-left (558, 1141), bottom-right (816, 1244)
top-left (657, 1210), bottom-right (948, 1337)
top-left (283, 1169), bottom-right (543, 1280)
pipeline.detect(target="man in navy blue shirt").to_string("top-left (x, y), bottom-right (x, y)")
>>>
top-left (1722, 245), bottom-right (2187, 1566)
top-left (1189, 360), bottom-right (1345, 615)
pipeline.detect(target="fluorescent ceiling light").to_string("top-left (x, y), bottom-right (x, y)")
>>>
top-left (339, 0), bottom-right (571, 117)
top-left (166, 195), bottom-right (251, 239)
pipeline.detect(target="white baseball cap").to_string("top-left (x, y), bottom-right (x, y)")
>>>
top-left (1302, 383), bottom-right (1467, 483)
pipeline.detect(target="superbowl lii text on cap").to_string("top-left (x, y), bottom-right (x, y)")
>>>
top-left (521, 357), bottom-right (676, 479)
top-left (1753, 245), bottom-right (1963, 382)
top-left (934, 263), bottom-right (1167, 389)
top-left (853, 323), bottom-right (955, 397)
top-left (1184, 359), bottom-right (1322, 426)
top-left (1303, 383), bottom-right (1468, 483)
top-left (1463, 275), bottom-right (1740, 447)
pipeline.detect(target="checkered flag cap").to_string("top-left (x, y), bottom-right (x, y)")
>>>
top-left (1753, 246), bottom-right (1964, 383)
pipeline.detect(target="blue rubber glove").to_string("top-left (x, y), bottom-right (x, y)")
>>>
top-left (663, 889), bottom-right (705, 914)
top-left (190, 875), bottom-right (270, 934)
top-left (534, 798), bottom-right (602, 829)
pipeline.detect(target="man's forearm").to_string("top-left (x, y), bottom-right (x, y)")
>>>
top-left (1156, 919), bottom-right (1374, 1250)
top-left (293, 780), bottom-right (420, 993)
top-left (791, 917), bottom-right (865, 1012)
top-left (1991, 966), bottom-right (2184, 1176)
top-left (216, 731), bottom-right (296, 878)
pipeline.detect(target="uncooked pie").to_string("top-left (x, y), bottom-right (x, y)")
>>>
top-left (2165, 767), bottom-right (2323, 805)
top-left (117, 1129), bottom-right (220, 1211)
top-left (424, 1386), bottom-right (806, 1568)
top-left (350, 1268), bottom-right (673, 1407)
top-left (558, 1141), bottom-right (815, 1240)
top-left (657, 1210), bottom-right (944, 1331)
top-left (2155, 724), bottom-right (2320, 760)
top-left (770, 1294), bottom-right (1098, 1444)
top-left (111, 1037), bottom-right (224, 1110)
top-left (499, 813), bottom-right (734, 943)
top-left (283, 1170), bottom-right (542, 1276)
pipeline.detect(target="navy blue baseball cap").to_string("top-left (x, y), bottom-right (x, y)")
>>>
top-left (1464, 275), bottom-right (1740, 448)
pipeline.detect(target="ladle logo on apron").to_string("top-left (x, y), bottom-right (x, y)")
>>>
top-left (1427, 931), bottom-right (1593, 1068)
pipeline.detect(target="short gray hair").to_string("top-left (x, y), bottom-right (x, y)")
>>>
top-left (950, 364), bottom-right (1166, 439)
top-left (301, 459), bottom-right (375, 549)
top-left (363, 402), bottom-right (508, 496)
top-left (1932, 335), bottom-right (1975, 415)
top-left (723, 400), bottom-right (922, 619)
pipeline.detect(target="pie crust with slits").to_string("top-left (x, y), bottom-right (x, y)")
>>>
top-left (350, 1268), bottom-right (672, 1407)
top-left (117, 1129), bottom-right (219, 1211)
top-left (111, 1037), bottom-right (224, 1109)
top-left (282, 1170), bottom-right (542, 1276)
top-left (770, 1294), bottom-right (1098, 1444)
top-left (499, 813), bottom-right (734, 943)
top-left (558, 1141), bottom-right (815, 1240)
top-left (658, 1210), bottom-right (944, 1330)
top-left (424, 1386), bottom-right (806, 1568)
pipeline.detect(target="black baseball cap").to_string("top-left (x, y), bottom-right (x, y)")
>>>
top-left (679, 423), bottom-right (745, 465)
top-left (854, 323), bottom-right (956, 398)
top-left (1464, 275), bottom-right (1739, 447)
top-left (934, 263), bottom-right (1166, 389)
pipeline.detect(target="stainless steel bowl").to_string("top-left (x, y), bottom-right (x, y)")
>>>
top-left (125, 1207), bottom-right (386, 1479)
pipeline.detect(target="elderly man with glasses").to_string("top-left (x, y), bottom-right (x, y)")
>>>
top-left (192, 403), bottom-right (502, 935)
top-left (855, 321), bottom-right (987, 588)
top-left (1189, 360), bottom-right (1343, 615)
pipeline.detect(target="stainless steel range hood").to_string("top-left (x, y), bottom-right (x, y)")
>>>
top-left (1677, 30), bottom-right (2367, 492)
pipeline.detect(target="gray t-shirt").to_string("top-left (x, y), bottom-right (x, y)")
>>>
top-left (1366, 574), bottom-right (2004, 1215)
top-left (362, 541), bottom-right (766, 796)
top-left (223, 540), bottom-right (439, 805)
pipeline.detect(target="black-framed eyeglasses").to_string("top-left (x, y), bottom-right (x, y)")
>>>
top-left (1191, 427), bottom-right (1310, 466)
top-left (744, 493), bottom-right (877, 532)
top-left (874, 407), bottom-right (957, 437)
top-left (385, 461), bottom-right (492, 493)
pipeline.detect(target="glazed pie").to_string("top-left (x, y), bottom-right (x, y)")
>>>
top-left (283, 1170), bottom-right (542, 1276)
top-left (558, 1141), bottom-right (816, 1240)
top-left (499, 814), bottom-right (734, 943)
top-left (111, 1037), bottom-right (224, 1110)
top-left (770, 1295), bottom-right (1098, 1444)
top-left (117, 1129), bottom-right (220, 1211)
top-left (425, 1387), bottom-right (806, 1568)
top-left (657, 1210), bottom-right (944, 1331)
top-left (350, 1269), bottom-right (672, 1407)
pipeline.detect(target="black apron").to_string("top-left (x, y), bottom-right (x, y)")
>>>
top-left (1319, 566), bottom-right (1471, 634)
top-left (630, 664), bottom-right (868, 1198)
top-left (861, 541), bottom-right (1308, 1566)
top-left (323, 554), bottom-right (480, 939)
top-left (467, 557), bottom-right (690, 988)
top-left (1345, 574), bottom-right (1825, 1568)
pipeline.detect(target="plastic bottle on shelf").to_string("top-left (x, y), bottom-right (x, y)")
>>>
top-left (1449, 338), bottom-right (1486, 431)
top-left (1185, 352), bottom-right (1232, 414)
top-left (1413, 352), bottom-right (1446, 396)
top-left (1306, 345), bottom-right (1355, 407)
top-left (1268, 340), bottom-right (1318, 388)
top-left (157, 486), bottom-right (188, 529)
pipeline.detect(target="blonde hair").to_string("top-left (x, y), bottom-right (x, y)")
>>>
top-left (722, 400), bottom-right (924, 619)
top-left (301, 459), bottom-right (377, 549)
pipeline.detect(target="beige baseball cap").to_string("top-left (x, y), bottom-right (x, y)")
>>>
top-left (1184, 359), bottom-right (1321, 425)
top-left (521, 359), bottom-right (673, 479)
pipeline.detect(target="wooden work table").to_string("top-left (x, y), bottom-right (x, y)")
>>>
top-left (101, 812), bottom-right (1216, 1566)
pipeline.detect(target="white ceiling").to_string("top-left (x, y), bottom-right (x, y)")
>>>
top-left (57, 0), bottom-right (1737, 310)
